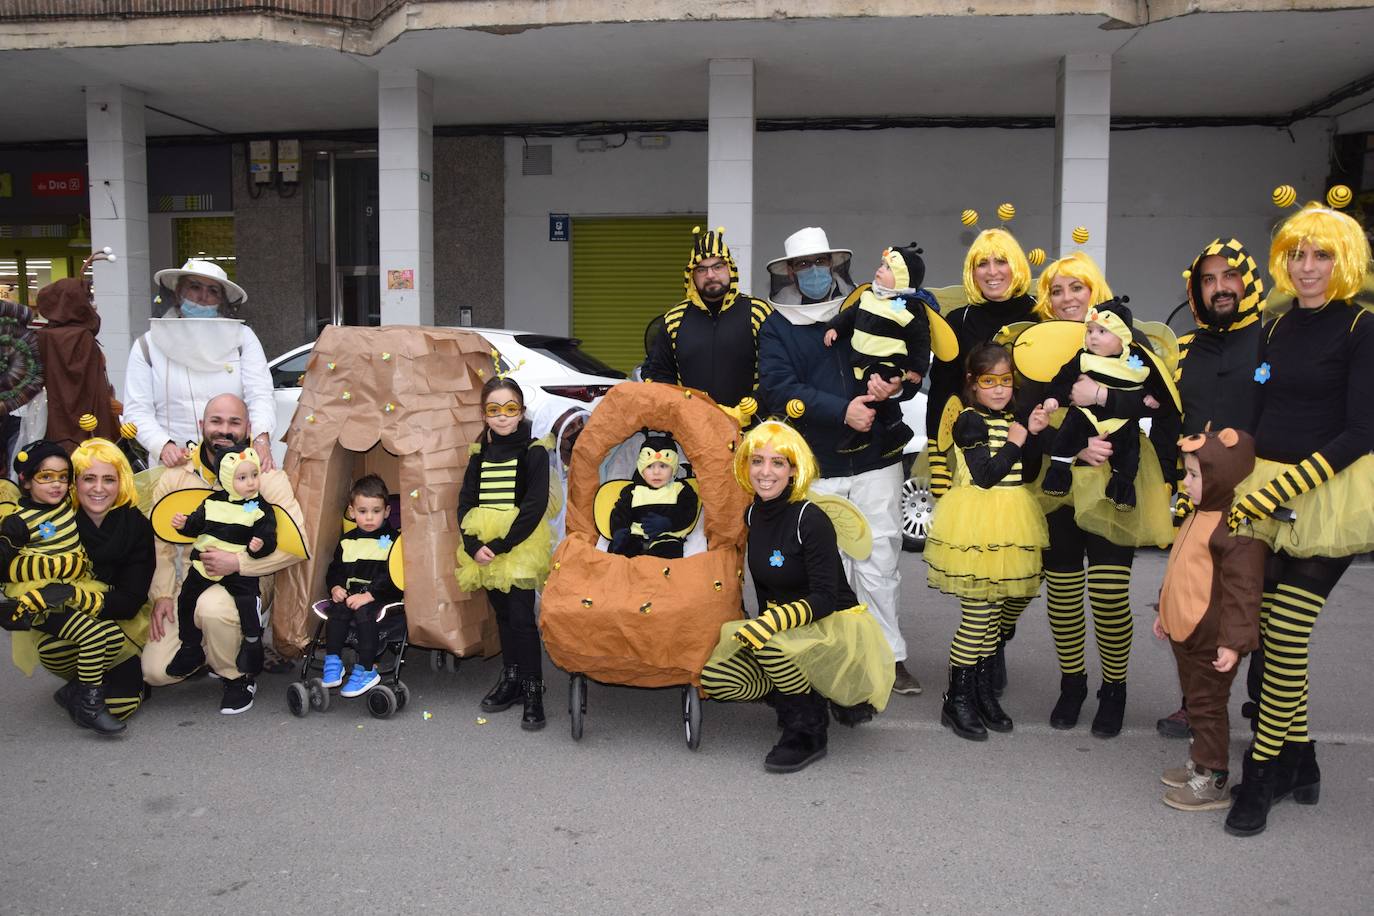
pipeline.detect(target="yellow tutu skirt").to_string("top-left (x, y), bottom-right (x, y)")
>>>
top-left (926, 486), bottom-right (1048, 601)
top-left (455, 506), bottom-right (552, 593)
top-left (1236, 454), bottom-right (1374, 558)
top-left (1035, 433), bottom-right (1174, 549)
top-left (703, 605), bottom-right (896, 712)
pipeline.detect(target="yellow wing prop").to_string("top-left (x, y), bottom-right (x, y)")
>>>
top-left (809, 493), bottom-right (872, 561)
top-left (936, 395), bottom-right (963, 453)
top-left (1011, 319), bottom-right (1084, 383)
top-left (151, 487), bottom-right (309, 558)
top-left (927, 284), bottom-right (969, 315)
top-left (592, 478), bottom-right (702, 541)
top-left (927, 305), bottom-right (958, 362)
top-left (388, 534), bottom-right (405, 591)
top-left (1135, 320), bottom-right (1179, 378)
top-left (1131, 342), bottom-right (1183, 415)
top-left (0, 479), bottom-right (18, 506)
top-left (993, 320), bottom-right (1037, 348)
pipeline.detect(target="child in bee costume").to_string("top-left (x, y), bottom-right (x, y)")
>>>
top-left (1040, 301), bottom-right (1157, 510)
top-left (607, 432), bottom-right (700, 559)
top-left (823, 243), bottom-right (931, 453)
top-left (166, 447), bottom-right (277, 680)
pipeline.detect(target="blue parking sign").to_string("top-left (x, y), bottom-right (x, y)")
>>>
top-left (549, 213), bottom-right (570, 242)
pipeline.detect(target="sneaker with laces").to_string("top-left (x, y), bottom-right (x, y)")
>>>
top-left (892, 661), bottom-right (922, 696)
top-left (321, 654), bottom-right (345, 689)
top-left (219, 676), bottom-right (257, 715)
top-left (1161, 757), bottom-right (1196, 788)
top-left (341, 665), bottom-right (380, 698)
top-left (1163, 765), bottom-right (1230, 811)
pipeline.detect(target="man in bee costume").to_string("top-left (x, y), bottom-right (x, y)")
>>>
top-left (644, 226), bottom-right (772, 410)
top-left (607, 432), bottom-right (699, 559)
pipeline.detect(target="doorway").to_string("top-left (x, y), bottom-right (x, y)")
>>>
top-left (311, 151), bottom-right (380, 332)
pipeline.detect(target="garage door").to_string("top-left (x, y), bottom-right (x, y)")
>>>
top-left (571, 216), bottom-right (703, 374)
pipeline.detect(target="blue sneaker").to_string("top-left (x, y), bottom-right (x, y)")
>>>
top-left (321, 654), bottom-right (345, 689)
top-left (341, 665), bottom-right (380, 698)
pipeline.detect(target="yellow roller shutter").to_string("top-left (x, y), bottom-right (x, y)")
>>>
top-left (571, 216), bottom-right (703, 373)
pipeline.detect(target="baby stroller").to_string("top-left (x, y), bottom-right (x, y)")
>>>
top-left (286, 498), bottom-right (411, 720)
top-left (540, 382), bottom-right (749, 750)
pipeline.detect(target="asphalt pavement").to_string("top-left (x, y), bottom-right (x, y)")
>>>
top-left (3, 550), bottom-right (1372, 915)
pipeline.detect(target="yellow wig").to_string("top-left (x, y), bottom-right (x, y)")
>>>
top-left (733, 421), bottom-right (818, 503)
top-left (1269, 202), bottom-right (1372, 304)
top-left (70, 437), bottom-right (137, 509)
top-left (963, 228), bottom-right (1032, 304)
top-left (1034, 251), bottom-right (1114, 320)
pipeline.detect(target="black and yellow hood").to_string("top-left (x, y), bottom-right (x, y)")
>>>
top-left (1184, 238), bottom-right (1263, 332)
top-left (682, 226), bottom-right (741, 313)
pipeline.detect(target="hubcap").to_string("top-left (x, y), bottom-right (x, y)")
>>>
top-left (901, 476), bottom-right (933, 545)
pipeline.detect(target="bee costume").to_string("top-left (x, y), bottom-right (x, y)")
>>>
top-left (606, 432), bottom-right (700, 559)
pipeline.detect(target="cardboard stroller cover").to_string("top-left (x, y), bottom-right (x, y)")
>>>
top-left (273, 325), bottom-right (497, 657)
top-left (540, 382), bottom-right (749, 688)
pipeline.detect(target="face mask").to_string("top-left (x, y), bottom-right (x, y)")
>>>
top-left (796, 266), bottom-right (834, 301)
top-left (180, 299), bottom-right (219, 318)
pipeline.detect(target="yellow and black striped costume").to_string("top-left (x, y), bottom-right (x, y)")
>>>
top-left (455, 420), bottom-right (553, 594)
top-left (175, 488), bottom-right (277, 642)
top-left (324, 523), bottom-right (402, 669)
top-left (608, 478), bottom-right (699, 560)
top-left (925, 408), bottom-right (1047, 667)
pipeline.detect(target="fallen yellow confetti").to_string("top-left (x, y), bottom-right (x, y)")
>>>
top-left (476, 717), bottom-right (488, 725)
top-left (422, 711), bottom-right (432, 720)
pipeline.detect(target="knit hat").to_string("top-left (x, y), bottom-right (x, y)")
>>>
top-left (636, 432), bottom-right (680, 478)
top-left (883, 243), bottom-right (926, 292)
top-left (13, 439), bottom-right (71, 482)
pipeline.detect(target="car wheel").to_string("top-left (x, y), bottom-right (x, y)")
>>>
top-left (901, 474), bottom-right (933, 553)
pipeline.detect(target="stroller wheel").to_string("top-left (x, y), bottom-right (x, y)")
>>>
top-left (683, 686), bottom-right (702, 751)
top-left (367, 684), bottom-right (398, 719)
top-left (429, 650), bottom-right (445, 672)
top-left (307, 677), bottom-right (330, 713)
top-left (394, 681), bottom-right (409, 712)
top-left (287, 682), bottom-right (309, 718)
top-left (569, 674), bottom-right (586, 741)
top-left (446, 653), bottom-right (461, 673)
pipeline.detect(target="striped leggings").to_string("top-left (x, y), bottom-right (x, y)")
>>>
top-left (1043, 508), bottom-right (1135, 683)
top-left (700, 643), bottom-right (811, 701)
top-left (34, 609), bottom-right (143, 720)
top-left (949, 597), bottom-right (1033, 667)
top-left (1250, 552), bottom-right (1350, 762)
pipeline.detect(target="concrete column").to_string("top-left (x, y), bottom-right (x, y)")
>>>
top-left (708, 59), bottom-right (755, 296)
top-left (86, 85), bottom-right (150, 399)
top-left (378, 69), bottom-right (434, 326)
top-left (1053, 54), bottom-right (1111, 266)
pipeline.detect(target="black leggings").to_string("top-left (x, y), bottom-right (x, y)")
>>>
top-left (490, 587), bottom-right (542, 679)
top-left (324, 600), bottom-right (385, 668)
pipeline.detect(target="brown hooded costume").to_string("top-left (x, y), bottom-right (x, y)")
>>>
top-left (1157, 427), bottom-right (1265, 771)
top-left (35, 278), bottom-right (119, 451)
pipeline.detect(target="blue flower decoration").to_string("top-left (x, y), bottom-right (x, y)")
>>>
top-left (890, 297), bottom-right (906, 311)
top-left (377, 534), bottom-right (394, 550)
top-left (769, 549), bottom-right (785, 568)
top-left (242, 499), bottom-right (260, 514)
top-left (1254, 362), bottom-right (1271, 384)
top-left (1126, 354), bottom-right (1144, 371)
top-left (37, 521), bottom-right (56, 541)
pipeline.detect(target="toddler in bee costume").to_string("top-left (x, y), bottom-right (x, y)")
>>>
top-left (457, 375), bottom-right (553, 731)
top-left (1, 440), bottom-right (126, 735)
top-left (166, 447), bottom-right (277, 679)
top-left (607, 431), bottom-right (699, 559)
top-left (926, 343), bottom-right (1050, 741)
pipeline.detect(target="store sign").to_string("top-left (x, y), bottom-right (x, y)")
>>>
top-left (31, 172), bottom-right (85, 196)
top-left (549, 213), bottom-right (569, 242)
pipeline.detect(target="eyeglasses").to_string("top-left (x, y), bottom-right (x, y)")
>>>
top-left (32, 470), bottom-right (70, 484)
top-left (692, 261), bottom-right (730, 276)
top-left (484, 401), bottom-right (523, 418)
top-left (974, 373), bottom-right (1015, 389)
top-left (790, 257), bottom-right (832, 270)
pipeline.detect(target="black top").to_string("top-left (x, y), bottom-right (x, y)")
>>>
top-left (76, 504), bottom-right (155, 622)
top-left (326, 523), bottom-right (402, 603)
top-left (745, 488), bottom-right (856, 623)
top-left (1254, 301), bottom-right (1374, 471)
top-left (951, 406), bottom-right (1042, 488)
top-left (457, 419), bottom-right (550, 556)
top-left (181, 489), bottom-right (277, 562)
top-left (1176, 320), bottom-right (1263, 436)
top-left (644, 296), bottom-right (770, 407)
top-left (926, 293), bottom-right (1039, 438)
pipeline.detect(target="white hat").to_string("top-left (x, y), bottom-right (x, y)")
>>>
top-left (765, 227), bottom-right (853, 273)
top-left (153, 258), bottom-right (247, 307)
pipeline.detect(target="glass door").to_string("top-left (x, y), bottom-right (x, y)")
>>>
top-left (311, 151), bottom-right (379, 332)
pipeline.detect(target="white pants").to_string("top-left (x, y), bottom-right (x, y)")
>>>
top-left (811, 462), bottom-right (906, 662)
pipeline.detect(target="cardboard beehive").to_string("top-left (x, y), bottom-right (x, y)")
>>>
top-left (273, 325), bottom-right (498, 657)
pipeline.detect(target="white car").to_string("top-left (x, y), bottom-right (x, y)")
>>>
top-left (266, 327), bottom-right (626, 466)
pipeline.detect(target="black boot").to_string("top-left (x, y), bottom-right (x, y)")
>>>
top-left (1105, 472), bottom-right (1136, 510)
top-left (235, 638), bottom-right (264, 677)
top-left (53, 680), bottom-right (78, 723)
top-left (1225, 752), bottom-right (1276, 837)
top-left (1273, 741), bottom-right (1321, 806)
top-left (989, 625), bottom-right (1014, 697)
top-left (165, 644), bottom-right (207, 679)
top-left (72, 683), bottom-right (126, 736)
top-left (1091, 681), bottom-right (1127, 738)
top-left (1042, 461), bottom-right (1072, 497)
top-left (974, 658), bottom-right (1013, 733)
top-left (941, 665), bottom-right (987, 741)
top-left (480, 665), bottom-right (522, 712)
top-left (1049, 673), bottom-right (1089, 729)
top-left (828, 700), bottom-right (876, 728)
top-left (520, 678), bottom-right (546, 731)
top-left (764, 690), bottom-right (829, 773)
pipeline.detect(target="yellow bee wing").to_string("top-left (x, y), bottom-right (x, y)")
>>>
top-left (809, 493), bottom-right (872, 561)
top-left (927, 284), bottom-right (969, 315)
top-left (1132, 343), bottom-right (1183, 415)
top-left (1135, 320), bottom-right (1180, 378)
top-left (0, 479), bottom-right (18, 507)
top-left (1011, 319), bottom-right (1085, 383)
top-left (926, 304), bottom-right (959, 362)
top-left (993, 320), bottom-right (1037, 348)
top-left (388, 533), bottom-right (405, 591)
top-left (273, 506), bottom-right (309, 560)
top-left (936, 395), bottom-right (963, 453)
top-left (593, 480), bottom-right (632, 541)
top-left (133, 467), bottom-right (164, 516)
top-left (150, 488), bottom-right (213, 544)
